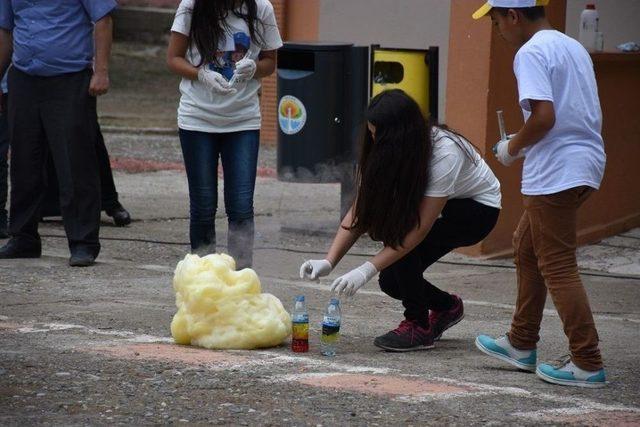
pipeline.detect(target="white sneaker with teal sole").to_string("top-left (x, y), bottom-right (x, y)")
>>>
top-left (536, 358), bottom-right (606, 388)
top-left (475, 334), bottom-right (537, 372)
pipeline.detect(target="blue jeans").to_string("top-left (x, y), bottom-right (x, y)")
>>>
top-left (179, 128), bottom-right (259, 268)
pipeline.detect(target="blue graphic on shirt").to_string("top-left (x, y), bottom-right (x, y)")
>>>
top-left (208, 32), bottom-right (251, 81)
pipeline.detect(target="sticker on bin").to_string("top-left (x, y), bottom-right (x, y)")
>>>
top-left (279, 95), bottom-right (307, 135)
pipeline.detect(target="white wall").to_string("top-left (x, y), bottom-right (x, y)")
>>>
top-left (318, 0), bottom-right (450, 121)
top-left (565, 0), bottom-right (640, 50)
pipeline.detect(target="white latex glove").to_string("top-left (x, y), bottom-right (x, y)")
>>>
top-left (330, 262), bottom-right (378, 298)
top-left (493, 134), bottom-right (524, 167)
top-left (198, 67), bottom-right (237, 95)
top-left (232, 58), bottom-right (257, 83)
top-left (299, 259), bottom-right (333, 280)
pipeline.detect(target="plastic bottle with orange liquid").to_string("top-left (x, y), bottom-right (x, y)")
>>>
top-left (291, 296), bottom-right (309, 352)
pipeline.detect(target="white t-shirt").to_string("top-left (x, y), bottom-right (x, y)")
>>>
top-left (171, 0), bottom-right (283, 133)
top-left (514, 30), bottom-right (606, 195)
top-left (424, 129), bottom-right (502, 209)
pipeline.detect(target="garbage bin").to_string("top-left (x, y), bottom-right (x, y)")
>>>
top-left (277, 42), bottom-right (369, 185)
top-left (371, 46), bottom-right (439, 120)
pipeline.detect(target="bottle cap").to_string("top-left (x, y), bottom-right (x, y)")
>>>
top-left (586, 4), bottom-right (595, 9)
top-left (330, 298), bottom-right (340, 305)
top-left (296, 295), bottom-right (305, 302)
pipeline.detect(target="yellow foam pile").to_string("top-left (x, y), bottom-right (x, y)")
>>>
top-left (171, 253), bottom-right (291, 349)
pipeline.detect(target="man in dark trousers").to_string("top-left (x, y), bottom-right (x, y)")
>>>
top-left (42, 126), bottom-right (133, 227)
top-left (0, 0), bottom-right (117, 266)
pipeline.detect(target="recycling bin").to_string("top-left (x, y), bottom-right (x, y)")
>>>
top-left (277, 42), bottom-right (369, 185)
top-left (371, 46), bottom-right (439, 119)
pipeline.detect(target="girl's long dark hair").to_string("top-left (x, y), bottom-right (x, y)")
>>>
top-left (349, 90), bottom-right (431, 249)
top-left (349, 89), bottom-right (480, 248)
top-left (187, 0), bottom-right (265, 67)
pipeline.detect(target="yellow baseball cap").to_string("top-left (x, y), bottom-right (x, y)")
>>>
top-left (472, 0), bottom-right (550, 20)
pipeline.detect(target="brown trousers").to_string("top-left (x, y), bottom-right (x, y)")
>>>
top-left (508, 186), bottom-right (603, 371)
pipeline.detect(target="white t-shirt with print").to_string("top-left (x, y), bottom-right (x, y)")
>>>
top-left (514, 30), bottom-right (606, 195)
top-left (424, 129), bottom-right (502, 209)
top-left (171, 0), bottom-right (283, 133)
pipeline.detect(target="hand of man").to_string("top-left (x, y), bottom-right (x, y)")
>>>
top-left (89, 70), bottom-right (110, 96)
top-left (198, 67), bottom-right (237, 95)
top-left (232, 58), bottom-right (257, 83)
top-left (330, 262), bottom-right (378, 298)
top-left (493, 135), bottom-right (524, 167)
top-left (299, 259), bottom-right (333, 280)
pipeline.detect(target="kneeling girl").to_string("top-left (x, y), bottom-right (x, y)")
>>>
top-left (300, 89), bottom-right (501, 351)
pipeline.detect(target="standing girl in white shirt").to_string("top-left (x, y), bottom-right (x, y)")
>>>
top-left (167, 0), bottom-right (283, 268)
top-left (300, 89), bottom-right (501, 352)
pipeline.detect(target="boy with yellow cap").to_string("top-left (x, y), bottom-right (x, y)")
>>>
top-left (471, 0), bottom-right (607, 388)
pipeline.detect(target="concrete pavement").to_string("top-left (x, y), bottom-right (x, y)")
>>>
top-left (1, 153), bottom-right (639, 425)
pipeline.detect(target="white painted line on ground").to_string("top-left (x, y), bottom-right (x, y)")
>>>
top-left (393, 392), bottom-right (496, 403)
top-left (266, 277), bottom-right (640, 324)
top-left (254, 352), bottom-right (393, 374)
top-left (6, 321), bottom-right (173, 343)
top-left (427, 375), bottom-right (531, 396)
top-left (271, 372), bottom-right (343, 381)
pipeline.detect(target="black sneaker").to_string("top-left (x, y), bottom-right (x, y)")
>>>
top-left (429, 294), bottom-right (465, 341)
top-left (373, 319), bottom-right (435, 352)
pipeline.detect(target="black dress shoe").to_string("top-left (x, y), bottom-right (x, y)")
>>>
top-left (0, 239), bottom-right (42, 259)
top-left (106, 205), bottom-right (131, 227)
top-left (69, 250), bottom-right (95, 267)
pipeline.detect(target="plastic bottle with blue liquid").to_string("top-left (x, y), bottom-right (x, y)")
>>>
top-left (321, 298), bottom-right (341, 357)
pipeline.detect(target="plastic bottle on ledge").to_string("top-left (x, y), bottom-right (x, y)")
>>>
top-left (578, 3), bottom-right (599, 51)
top-left (321, 298), bottom-right (341, 357)
top-left (291, 296), bottom-right (309, 353)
